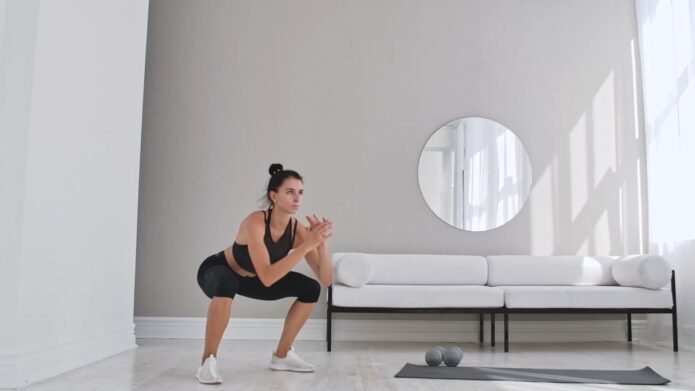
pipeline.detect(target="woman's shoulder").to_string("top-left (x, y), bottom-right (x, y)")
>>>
top-left (241, 210), bottom-right (267, 228)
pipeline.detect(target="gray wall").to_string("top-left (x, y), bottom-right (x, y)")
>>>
top-left (135, 0), bottom-right (646, 318)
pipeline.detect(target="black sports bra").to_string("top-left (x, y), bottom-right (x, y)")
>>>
top-left (231, 208), bottom-right (297, 274)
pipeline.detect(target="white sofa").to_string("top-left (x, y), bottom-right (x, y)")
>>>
top-left (327, 253), bottom-right (677, 352)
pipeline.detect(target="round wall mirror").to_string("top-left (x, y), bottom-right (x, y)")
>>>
top-left (418, 117), bottom-right (533, 231)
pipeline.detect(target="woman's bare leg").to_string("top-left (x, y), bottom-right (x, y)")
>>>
top-left (274, 300), bottom-right (316, 357)
top-left (202, 297), bottom-right (233, 364)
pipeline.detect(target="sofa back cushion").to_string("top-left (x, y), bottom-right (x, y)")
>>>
top-left (332, 253), bottom-right (487, 285)
top-left (487, 255), bottom-right (617, 286)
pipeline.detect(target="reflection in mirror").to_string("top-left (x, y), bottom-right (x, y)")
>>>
top-left (418, 117), bottom-right (532, 231)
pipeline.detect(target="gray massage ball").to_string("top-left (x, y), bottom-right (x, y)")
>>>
top-left (425, 346), bottom-right (445, 366)
top-left (443, 346), bottom-right (463, 367)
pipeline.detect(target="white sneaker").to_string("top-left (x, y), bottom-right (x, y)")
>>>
top-left (269, 347), bottom-right (315, 372)
top-left (196, 354), bottom-right (223, 384)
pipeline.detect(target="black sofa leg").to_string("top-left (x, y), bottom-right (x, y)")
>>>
top-left (504, 312), bottom-right (509, 353)
top-left (491, 312), bottom-right (495, 347)
top-left (673, 309), bottom-right (679, 352)
top-left (671, 270), bottom-right (679, 352)
top-left (627, 313), bottom-right (632, 342)
top-left (326, 307), bottom-right (332, 352)
top-left (479, 313), bottom-right (484, 343)
top-left (327, 286), bottom-right (332, 352)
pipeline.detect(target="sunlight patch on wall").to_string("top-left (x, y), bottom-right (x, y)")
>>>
top-left (618, 184), bottom-right (627, 254)
top-left (577, 236), bottom-right (589, 255)
top-left (591, 71), bottom-right (617, 190)
top-left (593, 209), bottom-right (611, 255)
top-left (631, 39), bottom-right (641, 140)
top-left (530, 157), bottom-right (557, 255)
top-left (569, 114), bottom-right (588, 222)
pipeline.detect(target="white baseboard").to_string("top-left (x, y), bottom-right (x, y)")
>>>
top-left (134, 316), bottom-right (648, 343)
top-left (0, 325), bottom-right (136, 389)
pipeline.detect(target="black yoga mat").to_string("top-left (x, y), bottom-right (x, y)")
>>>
top-left (395, 363), bottom-right (670, 385)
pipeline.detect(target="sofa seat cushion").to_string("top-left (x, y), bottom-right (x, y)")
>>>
top-left (330, 284), bottom-right (504, 308)
top-left (502, 286), bottom-right (673, 309)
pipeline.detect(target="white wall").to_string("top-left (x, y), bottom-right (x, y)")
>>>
top-left (0, 0), bottom-right (38, 365)
top-left (137, 0), bottom-right (647, 320)
top-left (0, 1), bottom-right (149, 388)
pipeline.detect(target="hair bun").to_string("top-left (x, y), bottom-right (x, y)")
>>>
top-left (268, 163), bottom-right (284, 176)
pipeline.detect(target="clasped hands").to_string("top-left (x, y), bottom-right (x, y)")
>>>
top-left (305, 214), bottom-right (333, 248)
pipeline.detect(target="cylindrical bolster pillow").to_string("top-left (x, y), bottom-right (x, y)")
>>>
top-left (611, 254), bottom-right (671, 289)
top-left (334, 253), bottom-right (373, 287)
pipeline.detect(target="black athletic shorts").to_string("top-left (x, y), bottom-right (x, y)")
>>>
top-left (196, 251), bottom-right (320, 303)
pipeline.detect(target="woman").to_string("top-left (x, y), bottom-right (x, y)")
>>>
top-left (195, 163), bottom-right (334, 384)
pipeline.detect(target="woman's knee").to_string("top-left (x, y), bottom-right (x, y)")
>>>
top-left (298, 278), bottom-right (320, 303)
top-left (209, 279), bottom-right (239, 299)
top-left (208, 296), bottom-right (233, 314)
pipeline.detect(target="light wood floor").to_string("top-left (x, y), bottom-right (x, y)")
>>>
top-left (17, 339), bottom-right (695, 390)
